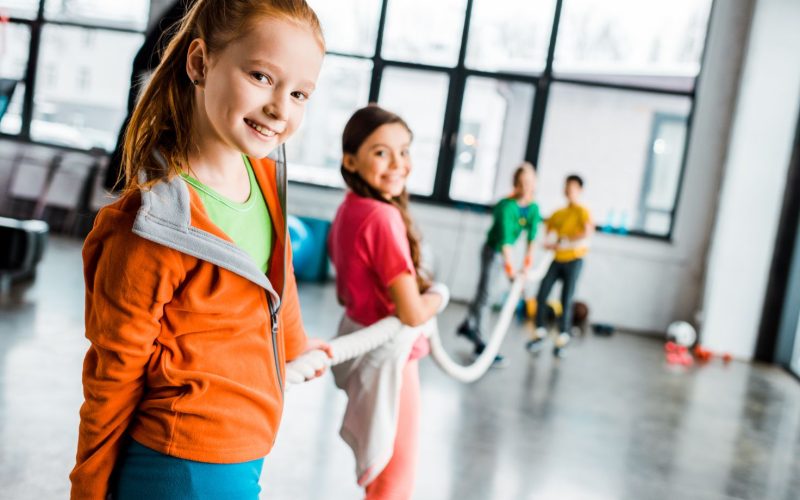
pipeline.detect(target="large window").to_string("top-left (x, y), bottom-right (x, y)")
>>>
top-left (0, 0), bottom-right (38, 19)
top-left (449, 77), bottom-right (535, 204)
top-left (0, 1), bottom-right (147, 150)
top-left (286, 55), bottom-right (373, 187)
top-left (307, 0), bottom-right (382, 57)
top-left (285, 0), bottom-right (714, 239)
top-left (554, 0), bottom-right (711, 92)
top-left (537, 84), bottom-right (691, 236)
top-left (465, 0), bottom-right (556, 75)
top-left (378, 68), bottom-right (449, 196)
top-left (43, 0), bottom-right (149, 30)
top-left (0, 22), bottom-right (31, 134)
top-left (381, 0), bottom-right (468, 67)
top-left (3, 0), bottom-right (716, 239)
top-left (31, 24), bottom-right (143, 150)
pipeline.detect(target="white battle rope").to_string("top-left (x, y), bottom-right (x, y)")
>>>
top-left (427, 275), bottom-right (525, 382)
top-left (286, 251), bottom-right (553, 385)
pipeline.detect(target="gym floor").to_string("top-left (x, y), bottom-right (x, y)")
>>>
top-left (1, 237), bottom-right (798, 500)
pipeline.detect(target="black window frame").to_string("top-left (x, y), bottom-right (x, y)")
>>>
top-left (2, 0), bottom-right (716, 241)
top-left (0, 0), bottom-right (147, 150)
top-left (298, 0), bottom-right (715, 241)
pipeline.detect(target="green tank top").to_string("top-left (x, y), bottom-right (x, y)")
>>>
top-left (182, 157), bottom-right (272, 272)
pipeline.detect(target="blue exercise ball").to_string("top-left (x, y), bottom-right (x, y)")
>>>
top-left (287, 215), bottom-right (313, 272)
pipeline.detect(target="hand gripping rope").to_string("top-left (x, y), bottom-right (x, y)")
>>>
top-left (286, 250), bottom-right (554, 385)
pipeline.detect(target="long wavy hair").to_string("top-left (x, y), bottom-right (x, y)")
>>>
top-left (120, 0), bottom-right (324, 193)
top-left (341, 105), bottom-right (432, 292)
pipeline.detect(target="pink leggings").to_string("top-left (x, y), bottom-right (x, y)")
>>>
top-left (364, 360), bottom-right (420, 500)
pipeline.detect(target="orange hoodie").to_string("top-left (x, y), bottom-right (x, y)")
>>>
top-left (70, 155), bottom-right (307, 499)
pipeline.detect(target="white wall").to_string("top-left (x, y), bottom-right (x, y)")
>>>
top-left (700, 0), bottom-right (800, 359)
top-left (287, 0), bottom-right (755, 334)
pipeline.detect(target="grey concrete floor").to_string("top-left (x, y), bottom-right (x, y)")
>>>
top-left (1, 236), bottom-right (799, 500)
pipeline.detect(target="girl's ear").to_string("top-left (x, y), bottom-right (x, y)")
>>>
top-left (343, 153), bottom-right (358, 173)
top-left (186, 38), bottom-right (208, 86)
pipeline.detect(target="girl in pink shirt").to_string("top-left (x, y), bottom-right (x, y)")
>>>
top-left (328, 105), bottom-right (449, 500)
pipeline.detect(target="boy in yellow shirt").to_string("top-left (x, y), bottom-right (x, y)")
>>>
top-left (527, 175), bottom-right (593, 357)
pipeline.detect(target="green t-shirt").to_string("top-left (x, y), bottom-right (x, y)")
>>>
top-left (485, 198), bottom-right (541, 251)
top-left (182, 157), bottom-right (272, 272)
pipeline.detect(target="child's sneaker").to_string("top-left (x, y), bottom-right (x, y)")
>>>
top-left (553, 332), bottom-right (571, 357)
top-left (475, 344), bottom-right (508, 368)
top-left (456, 321), bottom-right (483, 346)
top-left (525, 327), bottom-right (548, 354)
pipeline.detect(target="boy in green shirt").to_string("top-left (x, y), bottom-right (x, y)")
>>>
top-left (457, 163), bottom-right (541, 366)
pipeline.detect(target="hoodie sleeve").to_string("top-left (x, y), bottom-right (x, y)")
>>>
top-left (70, 209), bottom-right (180, 500)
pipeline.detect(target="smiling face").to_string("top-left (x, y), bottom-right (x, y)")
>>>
top-left (187, 16), bottom-right (324, 159)
top-left (343, 123), bottom-right (413, 199)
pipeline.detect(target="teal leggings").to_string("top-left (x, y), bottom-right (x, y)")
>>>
top-left (113, 440), bottom-right (264, 500)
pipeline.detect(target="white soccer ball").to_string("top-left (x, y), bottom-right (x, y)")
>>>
top-left (667, 321), bottom-right (697, 347)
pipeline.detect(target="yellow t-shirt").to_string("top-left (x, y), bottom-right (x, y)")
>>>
top-left (547, 204), bottom-right (592, 262)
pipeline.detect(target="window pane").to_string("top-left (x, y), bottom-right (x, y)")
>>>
top-left (537, 83), bottom-right (691, 236)
top-left (379, 67), bottom-right (449, 196)
top-left (640, 116), bottom-right (687, 233)
top-left (449, 77), bottom-right (535, 204)
top-left (44, 0), bottom-right (150, 31)
top-left (0, 22), bottom-right (30, 134)
top-left (307, 0), bottom-right (381, 56)
top-left (31, 25), bottom-right (144, 150)
top-left (465, 0), bottom-right (556, 75)
top-left (286, 56), bottom-right (372, 187)
top-left (554, 0), bottom-right (713, 91)
top-left (0, 0), bottom-right (38, 19)
top-left (381, 0), bottom-right (467, 67)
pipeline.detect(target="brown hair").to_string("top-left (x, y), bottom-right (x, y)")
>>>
top-left (513, 161), bottom-right (535, 188)
top-left (341, 105), bottom-right (431, 292)
top-left (121, 0), bottom-right (324, 193)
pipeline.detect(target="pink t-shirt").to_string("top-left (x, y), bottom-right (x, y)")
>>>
top-left (329, 192), bottom-right (416, 326)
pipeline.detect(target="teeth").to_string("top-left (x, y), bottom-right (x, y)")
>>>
top-left (246, 119), bottom-right (276, 137)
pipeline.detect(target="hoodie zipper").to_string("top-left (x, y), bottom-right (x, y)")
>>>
top-left (268, 294), bottom-right (283, 393)
top-left (270, 145), bottom-right (289, 394)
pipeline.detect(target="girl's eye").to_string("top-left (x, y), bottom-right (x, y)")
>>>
top-left (401, 149), bottom-right (410, 157)
top-left (375, 150), bottom-right (388, 158)
top-left (291, 91), bottom-right (309, 102)
top-left (251, 72), bottom-right (271, 85)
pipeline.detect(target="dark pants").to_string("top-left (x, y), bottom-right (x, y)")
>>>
top-left (535, 259), bottom-right (584, 333)
top-left (463, 244), bottom-right (499, 339)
